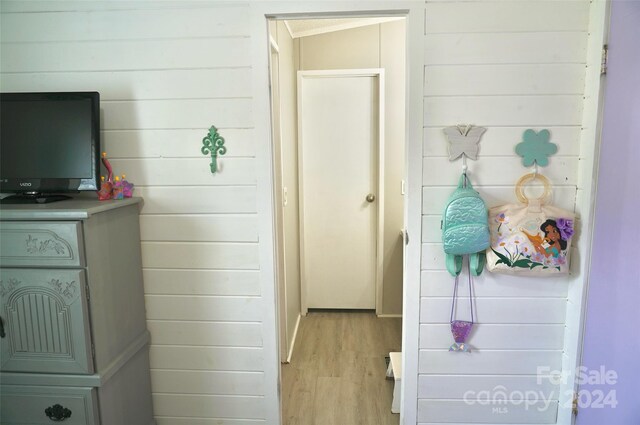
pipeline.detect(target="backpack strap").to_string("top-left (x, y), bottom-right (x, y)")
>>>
top-left (469, 252), bottom-right (485, 276)
top-left (457, 173), bottom-right (474, 190)
top-left (446, 253), bottom-right (463, 276)
top-left (450, 260), bottom-right (475, 324)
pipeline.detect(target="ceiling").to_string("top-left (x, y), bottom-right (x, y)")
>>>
top-left (283, 17), bottom-right (404, 39)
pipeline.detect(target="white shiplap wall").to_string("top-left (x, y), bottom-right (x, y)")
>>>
top-left (0, 2), bottom-right (266, 423)
top-left (419, 1), bottom-right (590, 424)
top-left (1, 0), bottom-right (599, 424)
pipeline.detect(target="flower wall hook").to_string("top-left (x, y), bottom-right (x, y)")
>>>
top-left (515, 129), bottom-right (557, 167)
top-left (201, 126), bottom-right (227, 174)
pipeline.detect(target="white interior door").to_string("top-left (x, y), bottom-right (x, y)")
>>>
top-left (298, 71), bottom-right (381, 310)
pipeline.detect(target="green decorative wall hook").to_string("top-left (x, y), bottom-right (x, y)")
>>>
top-left (201, 126), bottom-right (227, 174)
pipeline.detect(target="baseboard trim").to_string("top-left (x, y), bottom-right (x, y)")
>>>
top-left (100, 331), bottom-right (150, 384)
top-left (286, 313), bottom-right (301, 363)
top-left (377, 314), bottom-right (403, 318)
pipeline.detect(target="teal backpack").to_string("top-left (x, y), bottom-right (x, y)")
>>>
top-left (441, 174), bottom-right (490, 276)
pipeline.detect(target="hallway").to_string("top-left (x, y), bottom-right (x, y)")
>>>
top-left (281, 312), bottom-right (402, 425)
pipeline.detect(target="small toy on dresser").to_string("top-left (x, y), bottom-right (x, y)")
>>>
top-left (97, 152), bottom-right (135, 201)
top-left (97, 176), bottom-right (112, 201)
top-left (112, 176), bottom-right (124, 199)
top-left (121, 174), bottom-right (134, 197)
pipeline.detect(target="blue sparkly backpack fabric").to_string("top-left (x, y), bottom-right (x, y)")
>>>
top-left (441, 174), bottom-right (490, 276)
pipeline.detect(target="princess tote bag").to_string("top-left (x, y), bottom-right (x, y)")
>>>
top-left (486, 173), bottom-right (575, 276)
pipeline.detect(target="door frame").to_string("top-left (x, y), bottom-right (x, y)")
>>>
top-left (268, 34), bottom-right (291, 364)
top-left (297, 69), bottom-right (385, 316)
top-left (564, 0), bottom-right (611, 423)
top-left (251, 3), bottom-right (425, 424)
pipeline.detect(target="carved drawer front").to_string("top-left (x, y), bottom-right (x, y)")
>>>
top-left (0, 221), bottom-right (84, 268)
top-left (0, 269), bottom-right (93, 374)
top-left (0, 385), bottom-right (98, 425)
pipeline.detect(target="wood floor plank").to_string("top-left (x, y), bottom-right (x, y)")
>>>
top-left (282, 366), bottom-right (318, 425)
top-left (281, 312), bottom-right (401, 425)
top-left (313, 377), bottom-right (342, 425)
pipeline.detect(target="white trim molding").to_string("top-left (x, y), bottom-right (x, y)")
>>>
top-left (286, 313), bottom-right (301, 364)
top-left (559, 1), bottom-right (611, 424)
top-left (251, 3), bottom-right (425, 424)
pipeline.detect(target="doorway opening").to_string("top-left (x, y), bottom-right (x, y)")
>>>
top-left (267, 16), bottom-right (407, 424)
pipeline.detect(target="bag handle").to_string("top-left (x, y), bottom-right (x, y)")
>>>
top-left (451, 256), bottom-right (474, 324)
top-left (515, 173), bottom-right (552, 205)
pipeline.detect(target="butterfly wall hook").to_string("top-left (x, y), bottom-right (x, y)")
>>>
top-left (443, 125), bottom-right (487, 161)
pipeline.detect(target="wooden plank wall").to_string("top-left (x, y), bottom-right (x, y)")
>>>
top-left (0, 2), bottom-right (265, 424)
top-left (419, 1), bottom-right (590, 424)
top-left (1, 0), bottom-right (594, 424)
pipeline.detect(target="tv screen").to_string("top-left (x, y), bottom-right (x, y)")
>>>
top-left (0, 92), bottom-right (100, 199)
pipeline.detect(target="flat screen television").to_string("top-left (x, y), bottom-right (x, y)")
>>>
top-left (0, 91), bottom-right (101, 203)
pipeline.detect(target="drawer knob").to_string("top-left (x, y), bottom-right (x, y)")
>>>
top-left (45, 404), bottom-right (72, 421)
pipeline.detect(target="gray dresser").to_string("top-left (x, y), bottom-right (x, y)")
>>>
top-left (0, 198), bottom-right (154, 425)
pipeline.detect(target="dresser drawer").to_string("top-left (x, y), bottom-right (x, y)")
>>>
top-left (0, 221), bottom-right (84, 268)
top-left (0, 385), bottom-right (98, 425)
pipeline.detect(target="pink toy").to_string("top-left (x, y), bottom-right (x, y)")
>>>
top-left (102, 152), bottom-right (113, 182)
top-left (97, 176), bottom-right (113, 201)
top-left (121, 174), bottom-right (134, 198)
top-left (97, 152), bottom-right (134, 201)
top-left (112, 176), bottom-right (124, 200)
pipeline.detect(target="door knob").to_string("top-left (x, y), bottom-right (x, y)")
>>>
top-left (366, 194), bottom-right (376, 203)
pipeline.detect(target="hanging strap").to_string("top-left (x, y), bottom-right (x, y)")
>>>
top-left (469, 252), bottom-right (485, 276)
top-left (446, 253), bottom-right (463, 277)
top-left (457, 172), bottom-right (473, 190)
top-left (450, 256), bottom-right (475, 324)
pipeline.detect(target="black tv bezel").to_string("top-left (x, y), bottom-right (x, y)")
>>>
top-left (0, 91), bottom-right (101, 195)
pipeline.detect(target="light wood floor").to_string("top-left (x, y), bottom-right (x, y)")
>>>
top-left (281, 311), bottom-right (402, 425)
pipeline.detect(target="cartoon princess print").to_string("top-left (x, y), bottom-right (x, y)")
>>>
top-left (490, 212), bottom-right (574, 270)
top-left (523, 219), bottom-right (570, 258)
